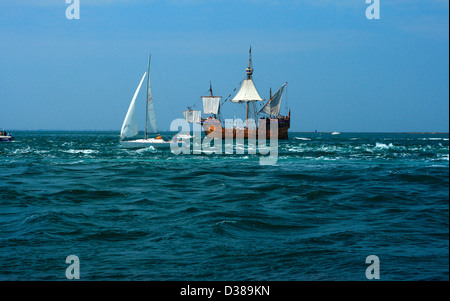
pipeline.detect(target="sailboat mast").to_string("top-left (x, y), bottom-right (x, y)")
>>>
top-left (145, 55), bottom-right (151, 139)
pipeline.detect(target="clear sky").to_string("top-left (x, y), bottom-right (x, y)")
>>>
top-left (0, 0), bottom-right (448, 132)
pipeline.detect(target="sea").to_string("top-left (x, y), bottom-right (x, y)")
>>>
top-left (0, 131), bottom-right (448, 281)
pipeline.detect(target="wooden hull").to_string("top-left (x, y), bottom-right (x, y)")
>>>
top-left (202, 117), bottom-right (290, 140)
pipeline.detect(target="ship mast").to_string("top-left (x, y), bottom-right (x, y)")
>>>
top-left (229, 47), bottom-right (264, 124)
top-left (246, 47), bottom-right (253, 126)
top-left (209, 81), bottom-right (217, 119)
top-left (209, 81), bottom-right (214, 97)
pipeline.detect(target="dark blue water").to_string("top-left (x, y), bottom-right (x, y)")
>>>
top-left (0, 131), bottom-right (448, 280)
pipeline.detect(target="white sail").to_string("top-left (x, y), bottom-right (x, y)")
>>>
top-left (202, 96), bottom-right (221, 115)
top-left (146, 55), bottom-right (158, 135)
top-left (120, 72), bottom-right (147, 139)
top-left (183, 110), bottom-right (201, 123)
top-left (230, 79), bottom-right (263, 103)
top-left (260, 84), bottom-right (285, 116)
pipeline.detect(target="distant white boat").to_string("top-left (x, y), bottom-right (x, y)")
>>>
top-left (0, 130), bottom-right (14, 142)
top-left (331, 132), bottom-right (341, 135)
top-left (295, 137), bottom-right (311, 141)
top-left (120, 55), bottom-right (172, 149)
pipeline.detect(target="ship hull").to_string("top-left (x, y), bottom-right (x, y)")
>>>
top-left (202, 117), bottom-right (290, 140)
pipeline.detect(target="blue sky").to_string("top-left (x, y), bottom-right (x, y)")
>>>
top-left (0, 0), bottom-right (448, 132)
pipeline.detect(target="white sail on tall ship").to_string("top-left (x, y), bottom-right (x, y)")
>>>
top-left (120, 55), bottom-right (172, 148)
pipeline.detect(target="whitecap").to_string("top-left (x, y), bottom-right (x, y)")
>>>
top-left (12, 146), bottom-right (32, 154)
top-left (215, 220), bottom-right (237, 225)
top-left (374, 142), bottom-right (394, 149)
top-left (420, 138), bottom-right (443, 141)
top-left (63, 149), bottom-right (99, 155)
top-left (288, 148), bottom-right (303, 153)
top-left (135, 146), bottom-right (157, 154)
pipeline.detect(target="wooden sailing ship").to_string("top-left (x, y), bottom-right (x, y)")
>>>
top-left (183, 48), bottom-right (290, 139)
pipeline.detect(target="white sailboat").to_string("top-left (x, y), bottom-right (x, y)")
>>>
top-left (120, 55), bottom-right (171, 149)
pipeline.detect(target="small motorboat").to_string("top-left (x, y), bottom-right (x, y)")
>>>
top-left (0, 130), bottom-right (14, 141)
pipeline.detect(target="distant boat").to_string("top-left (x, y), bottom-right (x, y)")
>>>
top-left (295, 137), bottom-right (311, 141)
top-left (331, 132), bottom-right (341, 135)
top-left (120, 55), bottom-right (172, 149)
top-left (0, 130), bottom-right (14, 142)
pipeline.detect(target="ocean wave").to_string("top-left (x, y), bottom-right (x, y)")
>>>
top-left (63, 149), bottom-right (99, 155)
top-left (2, 132), bottom-right (448, 281)
top-left (419, 138), bottom-right (449, 141)
top-left (12, 146), bottom-right (33, 155)
top-left (82, 229), bottom-right (149, 242)
top-left (374, 142), bottom-right (394, 149)
top-left (133, 146), bottom-right (157, 154)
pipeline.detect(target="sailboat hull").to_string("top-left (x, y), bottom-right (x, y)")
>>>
top-left (120, 138), bottom-right (171, 149)
top-left (202, 117), bottom-right (290, 140)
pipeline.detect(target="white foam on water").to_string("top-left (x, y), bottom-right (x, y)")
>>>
top-left (135, 146), bottom-right (157, 154)
top-left (12, 146), bottom-right (32, 155)
top-left (288, 147), bottom-right (304, 153)
top-left (419, 138), bottom-right (446, 141)
top-left (374, 142), bottom-right (394, 149)
top-left (215, 220), bottom-right (237, 225)
top-left (64, 149), bottom-right (99, 154)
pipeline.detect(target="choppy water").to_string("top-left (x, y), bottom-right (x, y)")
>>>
top-left (0, 131), bottom-right (448, 280)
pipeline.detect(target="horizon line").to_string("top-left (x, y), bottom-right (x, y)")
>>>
top-left (5, 129), bottom-right (449, 135)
